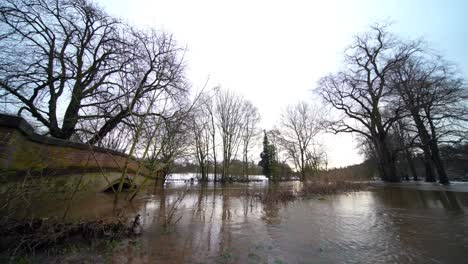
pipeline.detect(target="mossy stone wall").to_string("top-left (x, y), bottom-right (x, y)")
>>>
top-left (0, 114), bottom-right (151, 178)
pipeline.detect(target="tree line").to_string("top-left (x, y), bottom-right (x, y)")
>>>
top-left (190, 88), bottom-right (325, 182)
top-left (0, 0), bottom-right (327, 183)
top-left (317, 24), bottom-right (467, 184)
top-left (1, 1), bottom-right (465, 184)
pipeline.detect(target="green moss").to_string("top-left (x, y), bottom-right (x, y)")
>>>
top-left (1, 128), bottom-right (155, 193)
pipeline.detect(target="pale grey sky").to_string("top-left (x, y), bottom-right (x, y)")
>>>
top-left (97, 0), bottom-right (467, 168)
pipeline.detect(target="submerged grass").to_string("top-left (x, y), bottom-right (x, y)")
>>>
top-left (300, 169), bottom-right (368, 196)
top-left (247, 171), bottom-right (367, 203)
top-left (300, 180), bottom-right (366, 196)
top-left (0, 215), bottom-right (141, 261)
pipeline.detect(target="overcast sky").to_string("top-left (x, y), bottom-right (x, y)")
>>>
top-left (97, 0), bottom-right (467, 168)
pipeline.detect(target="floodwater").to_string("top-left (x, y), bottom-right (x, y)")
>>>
top-left (12, 181), bottom-right (468, 263)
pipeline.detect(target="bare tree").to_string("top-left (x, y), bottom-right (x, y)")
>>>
top-left (390, 53), bottom-right (467, 184)
top-left (278, 102), bottom-right (325, 180)
top-left (148, 112), bottom-right (193, 186)
top-left (198, 88), bottom-right (219, 181)
top-left (84, 29), bottom-right (188, 145)
top-left (191, 94), bottom-right (212, 181)
top-left (0, 0), bottom-right (189, 146)
top-left (214, 89), bottom-right (246, 181)
top-left (0, 0), bottom-right (125, 139)
top-left (240, 101), bottom-right (260, 179)
top-left (317, 24), bottom-right (419, 182)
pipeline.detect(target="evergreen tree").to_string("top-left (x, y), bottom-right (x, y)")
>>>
top-left (259, 132), bottom-right (271, 177)
top-left (259, 131), bottom-right (279, 180)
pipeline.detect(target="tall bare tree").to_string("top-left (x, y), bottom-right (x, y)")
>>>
top-left (191, 94), bottom-right (212, 181)
top-left (278, 102), bottom-right (325, 180)
top-left (0, 0), bottom-right (125, 139)
top-left (390, 53), bottom-right (467, 184)
top-left (215, 89), bottom-right (246, 181)
top-left (317, 24), bottom-right (419, 182)
top-left (240, 101), bottom-right (260, 179)
top-left (206, 93), bottom-right (218, 181)
top-left (0, 0), bottom-right (189, 146)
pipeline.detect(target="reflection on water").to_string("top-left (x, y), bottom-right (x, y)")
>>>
top-left (13, 182), bottom-right (468, 263)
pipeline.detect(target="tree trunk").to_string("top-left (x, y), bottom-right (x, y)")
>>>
top-left (200, 163), bottom-right (207, 182)
top-left (423, 157), bottom-right (437, 182)
top-left (300, 149), bottom-right (306, 181)
top-left (429, 141), bottom-right (449, 184)
top-left (242, 154), bottom-right (249, 181)
top-left (212, 134), bottom-right (218, 182)
top-left (61, 87), bottom-right (84, 139)
top-left (408, 110), bottom-right (439, 182)
top-left (158, 165), bottom-right (171, 186)
top-left (426, 115), bottom-right (450, 185)
top-left (213, 159), bottom-right (217, 182)
top-left (374, 137), bottom-right (399, 182)
top-left (404, 149), bottom-right (418, 181)
top-left (87, 110), bottom-right (129, 145)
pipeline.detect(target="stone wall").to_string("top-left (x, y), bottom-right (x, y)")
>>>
top-left (0, 114), bottom-right (152, 178)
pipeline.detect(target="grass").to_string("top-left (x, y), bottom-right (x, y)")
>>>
top-left (300, 170), bottom-right (368, 197)
top-left (245, 170), bottom-right (368, 203)
top-left (300, 180), bottom-right (366, 196)
top-left (0, 215), bottom-right (141, 261)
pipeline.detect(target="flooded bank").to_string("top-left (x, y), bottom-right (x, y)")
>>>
top-left (4, 181), bottom-right (468, 263)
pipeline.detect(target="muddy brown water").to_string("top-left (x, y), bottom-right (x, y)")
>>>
top-left (10, 181), bottom-right (468, 263)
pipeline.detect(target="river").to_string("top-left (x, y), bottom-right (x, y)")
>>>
top-left (10, 181), bottom-right (468, 263)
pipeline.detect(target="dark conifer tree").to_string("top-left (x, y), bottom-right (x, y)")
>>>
top-left (259, 131), bottom-right (278, 180)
